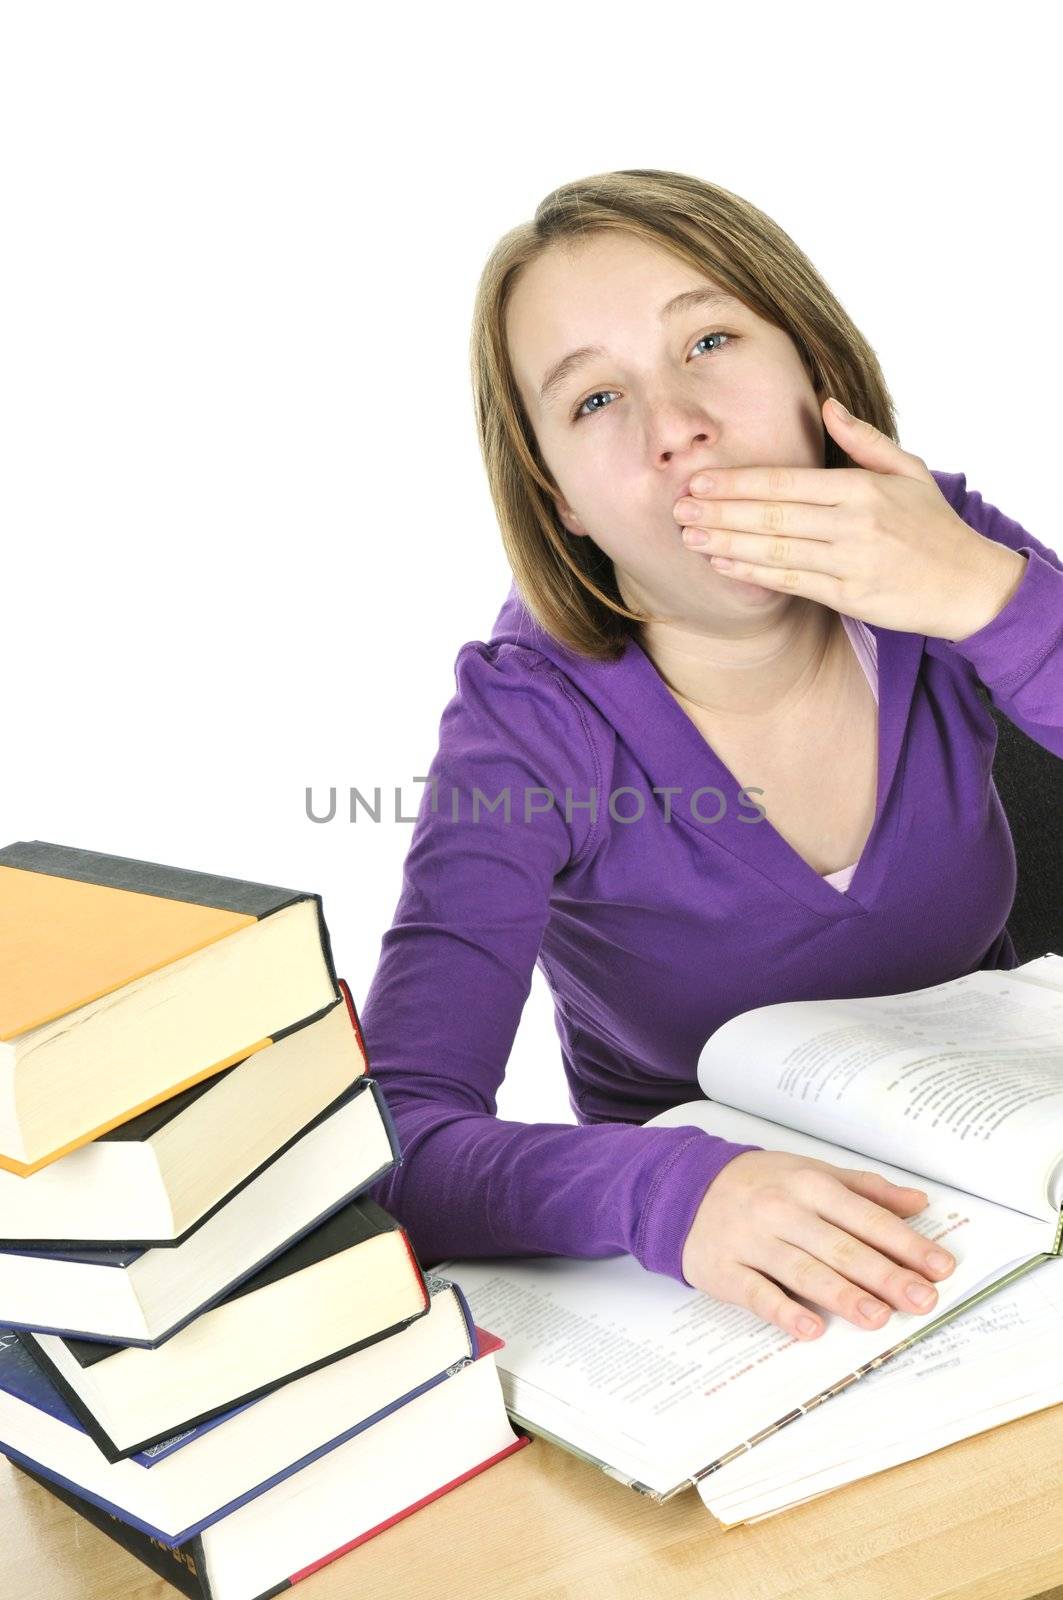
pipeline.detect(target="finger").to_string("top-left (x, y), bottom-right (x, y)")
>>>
top-left (714, 1260), bottom-right (826, 1342)
top-left (778, 1213), bottom-right (945, 1322)
top-left (817, 1170), bottom-right (956, 1285)
top-left (688, 464), bottom-right (855, 506)
top-left (837, 1168), bottom-right (929, 1215)
top-left (751, 1236), bottom-right (896, 1330)
top-left (681, 525), bottom-right (837, 575)
top-left (675, 496), bottom-right (841, 543)
top-left (701, 554), bottom-right (844, 605)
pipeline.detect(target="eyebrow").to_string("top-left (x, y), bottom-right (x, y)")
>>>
top-left (536, 286), bottom-right (744, 412)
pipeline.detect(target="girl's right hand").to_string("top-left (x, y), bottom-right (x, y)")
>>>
top-left (680, 1149), bottom-right (956, 1340)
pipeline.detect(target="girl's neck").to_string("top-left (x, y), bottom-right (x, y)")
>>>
top-left (638, 602), bottom-right (846, 725)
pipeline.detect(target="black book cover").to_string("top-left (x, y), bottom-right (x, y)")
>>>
top-left (16, 1195), bottom-right (429, 1461)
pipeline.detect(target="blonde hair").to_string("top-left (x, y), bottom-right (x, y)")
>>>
top-left (469, 168), bottom-right (899, 662)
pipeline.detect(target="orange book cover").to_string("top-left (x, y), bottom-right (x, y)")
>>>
top-left (0, 840), bottom-right (346, 1175)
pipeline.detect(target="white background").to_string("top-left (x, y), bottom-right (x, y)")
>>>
top-left (2, 2), bottom-right (1057, 1128)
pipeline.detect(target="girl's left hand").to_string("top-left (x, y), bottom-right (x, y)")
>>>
top-left (673, 397), bottom-right (1027, 642)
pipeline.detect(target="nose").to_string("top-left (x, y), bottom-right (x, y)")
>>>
top-left (662, 432), bottom-right (712, 504)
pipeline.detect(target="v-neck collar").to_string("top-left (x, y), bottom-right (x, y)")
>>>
top-left (490, 587), bottom-right (927, 921)
top-left (623, 624), bottom-right (926, 918)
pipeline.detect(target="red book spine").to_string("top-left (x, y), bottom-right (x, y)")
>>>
top-left (336, 977), bottom-right (369, 1069)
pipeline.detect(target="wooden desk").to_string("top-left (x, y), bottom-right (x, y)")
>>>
top-left (3, 1402), bottom-right (1063, 1600)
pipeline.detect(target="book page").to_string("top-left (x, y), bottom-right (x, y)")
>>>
top-left (714, 1359), bottom-right (1063, 1525)
top-left (700, 1259), bottom-right (1063, 1524)
top-left (696, 969), bottom-right (1063, 1220)
top-left (1006, 953), bottom-right (1063, 994)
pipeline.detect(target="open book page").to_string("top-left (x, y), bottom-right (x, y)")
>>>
top-left (726, 1377), bottom-right (1063, 1525)
top-left (703, 1254), bottom-right (1063, 1503)
top-left (701, 1258), bottom-right (1063, 1525)
top-left (694, 968), bottom-right (1063, 1221)
top-left (646, 1098), bottom-right (1058, 1256)
top-left (434, 1142), bottom-right (1047, 1499)
top-left (1006, 953), bottom-right (1063, 993)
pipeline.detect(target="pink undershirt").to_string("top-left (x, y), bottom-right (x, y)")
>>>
top-left (821, 614), bottom-right (879, 891)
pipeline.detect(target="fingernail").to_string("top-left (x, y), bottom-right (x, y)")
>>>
top-left (682, 529), bottom-right (709, 549)
top-left (859, 1298), bottom-right (886, 1320)
top-left (907, 1283), bottom-right (935, 1308)
top-left (830, 396), bottom-right (850, 418)
top-left (926, 1250), bottom-right (953, 1272)
top-left (797, 1316), bottom-right (818, 1336)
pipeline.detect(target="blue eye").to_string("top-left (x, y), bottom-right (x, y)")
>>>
top-left (570, 331), bottom-right (735, 422)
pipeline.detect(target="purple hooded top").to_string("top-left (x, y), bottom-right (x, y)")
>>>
top-left (361, 471), bottom-right (1063, 1285)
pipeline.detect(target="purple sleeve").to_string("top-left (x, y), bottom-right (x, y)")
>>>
top-left (941, 473), bottom-right (1063, 756)
top-left (358, 641), bottom-right (762, 1287)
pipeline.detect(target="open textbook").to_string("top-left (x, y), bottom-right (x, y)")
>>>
top-left (434, 954), bottom-right (1063, 1503)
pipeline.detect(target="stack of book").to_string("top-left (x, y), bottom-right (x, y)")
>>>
top-left (0, 839), bottom-right (528, 1598)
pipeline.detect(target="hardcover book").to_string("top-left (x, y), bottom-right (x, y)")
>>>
top-left (0, 1277), bottom-right (485, 1545)
top-left (9, 1343), bottom-right (529, 1600)
top-left (0, 839), bottom-right (345, 1174)
top-left (0, 1076), bottom-right (398, 1343)
top-left (17, 1195), bottom-right (430, 1460)
top-left (0, 978), bottom-right (371, 1249)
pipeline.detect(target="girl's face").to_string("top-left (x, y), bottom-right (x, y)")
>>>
top-left (505, 230), bottom-right (829, 625)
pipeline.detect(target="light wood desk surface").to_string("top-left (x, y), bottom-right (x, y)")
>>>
top-left (3, 1400), bottom-right (1063, 1600)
